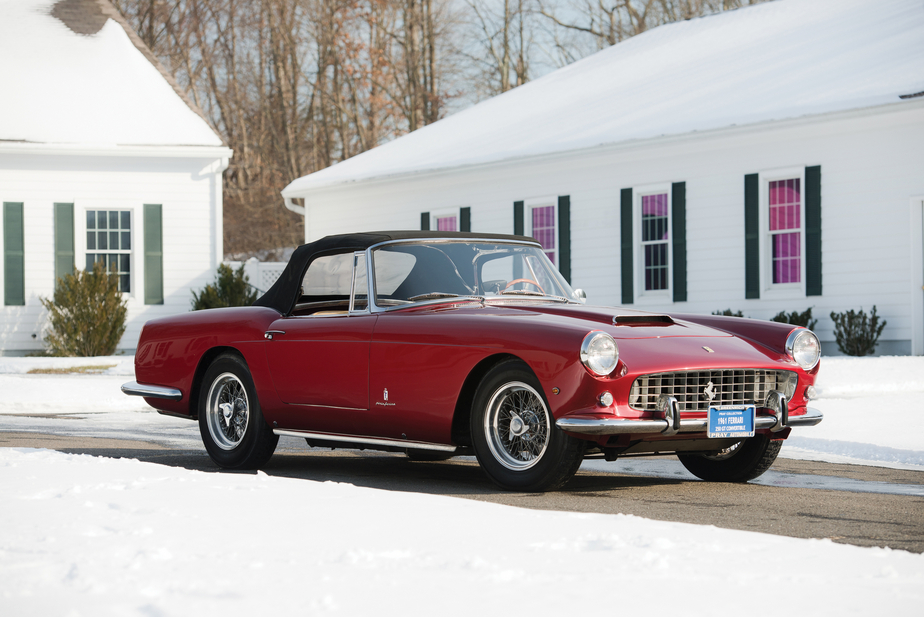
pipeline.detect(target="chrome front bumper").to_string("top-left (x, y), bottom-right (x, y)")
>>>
top-left (557, 391), bottom-right (822, 436)
top-left (121, 381), bottom-right (183, 401)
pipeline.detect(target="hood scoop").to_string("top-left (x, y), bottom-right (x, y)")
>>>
top-left (612, 314), bottom-right (674, 326)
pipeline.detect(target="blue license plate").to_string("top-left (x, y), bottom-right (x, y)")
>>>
top-left (708, 405), bottom-right (755, 438)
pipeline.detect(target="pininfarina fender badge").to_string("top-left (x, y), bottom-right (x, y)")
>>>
top-left (376, 388), bottom-right (396, 407)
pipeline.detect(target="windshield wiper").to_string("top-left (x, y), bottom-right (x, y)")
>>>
top-left (407, 292), bottom-right (484, 303)
top-left (499, 289), bottom-right (544, 296)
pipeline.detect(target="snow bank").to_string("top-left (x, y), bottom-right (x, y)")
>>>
top-left (1, 448), bottom-right (922, 616)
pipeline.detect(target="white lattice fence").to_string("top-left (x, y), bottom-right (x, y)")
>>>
top-left (225, 259), bottom-right (286, 295)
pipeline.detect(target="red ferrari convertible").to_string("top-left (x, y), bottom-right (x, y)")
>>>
top-left (123, 231), bottom-right (822, 491)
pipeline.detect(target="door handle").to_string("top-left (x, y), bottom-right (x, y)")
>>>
top-left (264, 330), bottom-right (286, 340)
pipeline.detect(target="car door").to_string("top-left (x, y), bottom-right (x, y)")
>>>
top-left (264, 251), bottom-right (374, 432)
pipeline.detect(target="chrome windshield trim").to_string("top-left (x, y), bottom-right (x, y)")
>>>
top-left (273, 429), bottom-right (457, 452)
top-left (121, 381), bottom-right (183, 401)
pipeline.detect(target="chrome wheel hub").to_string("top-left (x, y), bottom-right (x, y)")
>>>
top-left (485, 381), bottom-right (550, 471)
top-left (206, 373), bottom-right (250, 451)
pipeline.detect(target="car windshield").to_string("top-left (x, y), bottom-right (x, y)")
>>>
top-left (371, 241), bottom-right (578, 307)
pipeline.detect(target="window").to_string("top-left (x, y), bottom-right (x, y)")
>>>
top-left (529, 204), bottom-right (557, 265)
top-left (641, 193), bottom-right (670, 291)
top-left (435, 215), bottom-right (458, 231)
top-left (86, 210), bottom-right (131, 292)
top-left (768, 178), bottom-right (801, 284)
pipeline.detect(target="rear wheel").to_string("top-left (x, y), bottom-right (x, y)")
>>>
top-left (198, 353), bottom-right (278, 469)
top-left (677, 435), bottom-right (782, 482)
top-left (471, 360), bottom-right (584, 491)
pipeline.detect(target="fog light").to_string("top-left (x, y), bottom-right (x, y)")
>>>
top-left (805, 385), bottom-right (817, 401)
top-left (598, 391), bottom-right (614, 407)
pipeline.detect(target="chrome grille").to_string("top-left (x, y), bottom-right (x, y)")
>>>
top-left (629, 369), bottom-right (796, 413)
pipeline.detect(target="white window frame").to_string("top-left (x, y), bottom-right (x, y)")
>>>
top-left (758, 167), bottom-right (806, 299)
top-left (632, 183), bottom-right (672, 303)
top-left (79, 205), bottom-right (135, 297)
top-left (524, 196), bottom-right (558, 267)
top-left (430, 208), bottom-right (462, 232)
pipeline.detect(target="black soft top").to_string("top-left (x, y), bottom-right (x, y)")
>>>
top-left (253, 230), bottom-right (536, 315)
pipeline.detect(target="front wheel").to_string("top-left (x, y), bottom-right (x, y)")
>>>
top-left (198, 353), bottom-right (278, 469)
top-left (470, 360), bottom-right (584, 491)
top-left (677, 435), bottom-right (782, 482)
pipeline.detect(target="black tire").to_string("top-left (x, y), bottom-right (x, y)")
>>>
top-left (470, 360), bottom-right (584, 492)
top-left (405, 450), bottom-right (455, 462)
top-left (677, 435), bottom-right (782, 482)
top-left (198, 353), bottom-right (278, 469)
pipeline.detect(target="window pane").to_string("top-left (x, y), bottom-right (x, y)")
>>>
top-left (98, 232), bottom-right (108, 250)
top-left (86, 254), bottom-right (95, 270)
top-left (109, 231), bottom-right (119, 250)
top-left (87, 231), bottom-right (96, 250)
top-left (87, 211), bottom-right (96, 229)
top-left (531, 205), bottom-right (556, 263)
top-left (120, 274), bottom-right (130, 293)
top-left (121, 231), bottom-right (131, 250)
top-left (642, 194), bottom-right (669, 242)
top-left (644, 243), bottom-right (669, 291)
top-left (769, 178), bottom-right (800, 231)
top-left (97, 211), bottom-right (107, 230)
top-left (436, 216), bottom-right (457, 232)
top-left (109, 211), bottom-right (119, 229)
top-left (120, 211), bottom-right (131, 230)
top-left (302, 253), bottom-right (354, 295)
top-left (772, 232), bottom-right (801, 284)
top-left (120, 254), bottom-right (130, 273)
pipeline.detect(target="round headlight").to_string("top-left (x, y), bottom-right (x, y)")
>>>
top-left (787, 329), bottom-right (820, 370)
top-left (580, 331), bottom-right (619, 376)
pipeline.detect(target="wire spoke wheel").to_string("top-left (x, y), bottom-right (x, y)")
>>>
top-left (206, 372), bottom-right (250, 450)
top-left (484, 381), bottom-right (550, 471)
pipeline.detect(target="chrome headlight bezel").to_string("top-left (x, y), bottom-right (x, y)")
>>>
top-left (786, 329), bottom-right (821, 370)
top-left (580, 331), bottom-right (619, 376)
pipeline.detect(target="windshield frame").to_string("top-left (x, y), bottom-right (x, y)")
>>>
top-left (363, 238), bottom-right (579, 313)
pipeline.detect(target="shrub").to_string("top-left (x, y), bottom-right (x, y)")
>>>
top-left (830, 306), bottom-right (886, 356)
top-left (191, 263), bottom-right (258, 310)
top-left (40, 261), bottom-right (127, 357)
top-left (771, 307), bottom-right (818, 330)
top-left (712, 309), bottom-right (744, 317)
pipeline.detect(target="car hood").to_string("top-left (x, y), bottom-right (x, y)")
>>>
top-left (500, 303), bottom-right (731, 339)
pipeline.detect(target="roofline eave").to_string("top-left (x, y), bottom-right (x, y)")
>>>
top-left (282, 97), bottom-right (924, 200)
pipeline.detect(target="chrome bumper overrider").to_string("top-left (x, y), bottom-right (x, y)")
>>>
top-left (121, 381), bottom-right (183, 401)
top-left (557, 391), bottom-right (822, 437)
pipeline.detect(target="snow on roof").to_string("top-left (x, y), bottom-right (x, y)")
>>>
top-left (0, 0), bottom-right (224, 149)
top-left (285, 0), bottom-right (924, 195)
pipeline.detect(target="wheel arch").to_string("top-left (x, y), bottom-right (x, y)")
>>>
top-left (189, 346), bottom-right (248, 419)
top-left (450, 353), bottom-right (529, 446)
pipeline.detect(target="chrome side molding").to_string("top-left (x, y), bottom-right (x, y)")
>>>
top-left (121, 381), bottom-right (183, 401)
top-left (273, 429), bottom-right (458, 452)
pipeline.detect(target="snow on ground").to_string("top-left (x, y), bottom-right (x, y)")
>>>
top-left (1, 447), bottom-right (923, 617)
top-left (1, 355), bottom-right (923, 615)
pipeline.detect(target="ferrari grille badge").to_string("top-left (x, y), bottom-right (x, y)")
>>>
top-left (704, 381), bottom-right (717, 401)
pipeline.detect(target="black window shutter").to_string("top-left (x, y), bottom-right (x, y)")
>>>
top-left (557, 195), bottom-right (571, 283)
top-left (513, 201), bottom-right (524, 236)
top-left (460, 207), bottom-right (471, 232)
top-left (144, 204), bottom-right (164, 305)
top-left (54, 203), bottom-right (74, 287)
top-left (3, 202), bottom-right (25, 306)
top-left (805, 165), bottom-right (822, 296)
top-left (620, 188), bottom-right (633, 304)
top-left (744, 174), bottom-right (760, 299)
top-left (671, 182), bottom-right (687, 303)
top-left (420, 212), bottom-right (430, 231)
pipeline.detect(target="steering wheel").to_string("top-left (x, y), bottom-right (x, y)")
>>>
top-left (503, 278), bottom-right (545, 294)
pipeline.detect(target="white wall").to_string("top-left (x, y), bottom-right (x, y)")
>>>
top-left (0, 152), bottom-right (225, 354)
top-left (295, 104), bottom-right (924, 355)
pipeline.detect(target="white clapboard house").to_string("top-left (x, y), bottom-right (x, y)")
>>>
top-left (281, 0), bottom-right (924, 356)
top-left (0, 0), bottom-right (232, 354)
